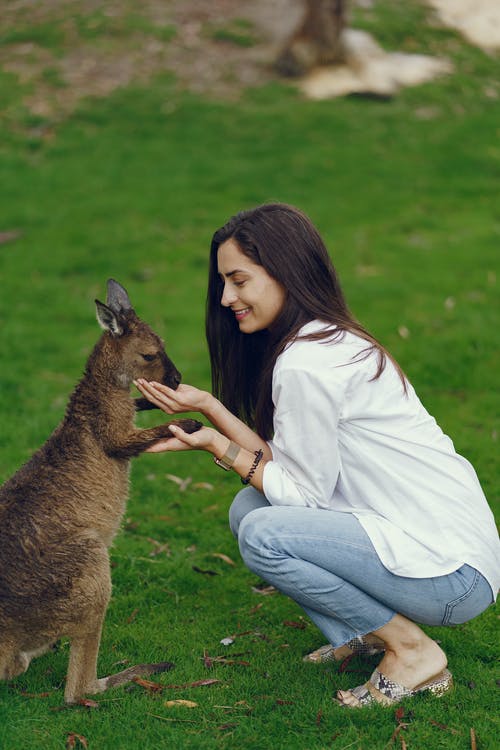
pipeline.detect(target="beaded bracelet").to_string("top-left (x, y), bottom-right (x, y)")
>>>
top-left (241, 449), bottom-right (264, 485)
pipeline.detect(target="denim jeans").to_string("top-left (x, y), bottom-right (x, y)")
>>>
top-left (230, 487), bottom-right (494, 647)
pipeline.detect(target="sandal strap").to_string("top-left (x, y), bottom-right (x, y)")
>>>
top-left (349, 683), bottom-right (374, 705)
top-left (370, 669), bottom-right (413, 702)
top-left (303, 637), bottom-right (383, 664)
top-left (336, 668), bottom-right (453, 708)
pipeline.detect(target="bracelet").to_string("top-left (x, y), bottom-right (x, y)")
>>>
top-left (213, 440), bottom-right (241, 471)
top-left (241, 449), bottom-right (264, 485)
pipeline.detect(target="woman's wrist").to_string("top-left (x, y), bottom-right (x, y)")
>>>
top-left (210, 432), bottom-right (231, 460)
top-left (203, 395), bottom-right (227, 422)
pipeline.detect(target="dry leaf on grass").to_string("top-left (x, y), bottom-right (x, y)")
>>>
top-left (76, 698), bottom-right (99, 709)
top-left (203, 653), bottom-right (251, 667)
top-left (0, 230), bottom-right (22, 245)
top-left (338, 654), bottom-right (354, 673)
top-left (388, 723), bottom-right (409, 745)
top-left (165, 473), bottom-right (192, 491)
top-left (164, 699), bottom-right (198, 708)
top-left (126, 608), bottom-right (139, 624)
top-left (133, 677), bottom-right (165, 693)
top-left (283, 620), bottom-right (306, 629)
top-left (163, 679), bottom-right (222, 689)
top-left (18, 690), bottom-right (53, 698)
top-left (211, 552), bottom-right (235, 566)
top-left (251, 584), bottom-right (277, 595)
top-left (203, 503), bottom-right (219, 513)
top-left (147, 537), bottom-right (172, 557)
top-left (193, 565), bottom-right (218, 576)
top-left (66, 733), bottom-right (88, 749)
top-left (429, 719), bottom-right (460, 735)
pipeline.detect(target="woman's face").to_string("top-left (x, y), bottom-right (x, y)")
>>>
top-left (217, 238), bottom-right (286, 333)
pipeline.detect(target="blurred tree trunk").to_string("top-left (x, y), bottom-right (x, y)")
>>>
top-left (276, 0), bottom-right (347, 76)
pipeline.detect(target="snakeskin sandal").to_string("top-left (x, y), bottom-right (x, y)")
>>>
top-left (303, 636), bottom-right (385, 663)
top-left (334, 667), bottom-right (453, 707)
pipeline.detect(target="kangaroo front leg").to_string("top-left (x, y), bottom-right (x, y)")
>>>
top-left (134, 397), bottom-right (159, 412)
top-left (106, 419), bottom-right (202, 459)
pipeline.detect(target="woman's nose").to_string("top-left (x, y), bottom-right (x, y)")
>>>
top-left (221, 284), bottom-right (238, 307)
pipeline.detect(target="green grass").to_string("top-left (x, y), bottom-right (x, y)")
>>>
top-left (208, 19), bottom-right (257, 48)
top-left (0, 2), bottom-right (499, 748)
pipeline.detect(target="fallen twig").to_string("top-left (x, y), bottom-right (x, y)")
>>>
top-left (429, 719), bottom-right (460, 735)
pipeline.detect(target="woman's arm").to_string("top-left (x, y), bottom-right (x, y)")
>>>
top-left (134, 379), bottom-right (272, 460)
top-left (152, 423), bottom-right (267, 493)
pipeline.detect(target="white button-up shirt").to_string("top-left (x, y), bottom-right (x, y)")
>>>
top-left (263, 321), bottom-right (499, 597)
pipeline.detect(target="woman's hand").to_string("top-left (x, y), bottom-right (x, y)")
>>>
top-left (145, 425), bottom-right (226, 454)
top-left (134, 380), bottom-right (212, 416)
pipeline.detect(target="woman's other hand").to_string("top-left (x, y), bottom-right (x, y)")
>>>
top-left (145, 425), bottom-right (224, 454)
top-left (134, 379), bottom-right (211, 415)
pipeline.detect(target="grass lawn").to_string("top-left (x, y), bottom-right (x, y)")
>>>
top-left (0, 2), bottom-right (498, 748)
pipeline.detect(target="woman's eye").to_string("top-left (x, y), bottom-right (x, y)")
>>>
top-left (234, 280), bottom-right (245, 288)
top-left (142, 353), bottom-right (156, 362)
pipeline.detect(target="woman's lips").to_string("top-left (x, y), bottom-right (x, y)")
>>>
top-left (234, 307), bottom-right (251, 321)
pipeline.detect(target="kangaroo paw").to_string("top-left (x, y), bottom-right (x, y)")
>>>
top-left (170, 418), bottom-right (203, 434)
top-left (134, 398), bottom-right (158, 412)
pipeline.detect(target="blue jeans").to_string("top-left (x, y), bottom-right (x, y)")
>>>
top-left (230, 487), bottom-right (494, 647)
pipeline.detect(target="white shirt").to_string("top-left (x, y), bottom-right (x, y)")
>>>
top-left (263, 321), bottom-right (500, 598)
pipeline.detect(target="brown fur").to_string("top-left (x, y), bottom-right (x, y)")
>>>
top-left (0, 279), bottom-right (201, 702)
top-left (275, 0), bottom-right (346, 77)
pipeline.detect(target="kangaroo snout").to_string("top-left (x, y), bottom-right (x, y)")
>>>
top-left (166, 368), bottom-right (182, 390)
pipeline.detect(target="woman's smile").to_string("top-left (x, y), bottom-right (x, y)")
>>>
top-left (233, 306), bottom-right (251, 321)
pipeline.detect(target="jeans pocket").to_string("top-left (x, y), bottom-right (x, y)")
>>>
top-left (442, 567), bottom-right (493, 626)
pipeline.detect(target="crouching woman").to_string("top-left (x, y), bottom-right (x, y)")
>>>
top-left (136, 203), bottom-right (499, 707)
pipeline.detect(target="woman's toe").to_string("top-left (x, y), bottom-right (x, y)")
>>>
top-left (336, 689), bottom-right (360, 707)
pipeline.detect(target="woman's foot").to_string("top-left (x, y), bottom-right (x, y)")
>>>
top-left (336, 617), bottom-right (448, 707)
top-left (304, 634), bottom-right (385, 663)
top-left (335, 665), bottom-right (453, 707)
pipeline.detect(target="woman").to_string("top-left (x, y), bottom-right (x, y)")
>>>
top-left (135, 203), bottom-right (499, 707)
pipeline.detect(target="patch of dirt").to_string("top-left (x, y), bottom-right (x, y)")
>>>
top-left (0, 0), bottom-right (301, 120)
top-left (0, 1), bottom-right (498, 121)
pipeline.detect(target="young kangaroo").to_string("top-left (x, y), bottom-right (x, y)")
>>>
top-left (0, 279), bottom-right (201, 702)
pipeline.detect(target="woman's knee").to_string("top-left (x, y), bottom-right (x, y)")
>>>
top-left (228, 487), bottom-right (270, 538)
top-left (237, 506), bottom-right (278, 573)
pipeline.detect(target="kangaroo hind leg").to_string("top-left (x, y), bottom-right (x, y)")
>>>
top-left (0, 644), bottom-right (31, 681)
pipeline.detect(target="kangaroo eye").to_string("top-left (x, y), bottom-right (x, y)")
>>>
top-left (142, 353), bottom-right (156, 362)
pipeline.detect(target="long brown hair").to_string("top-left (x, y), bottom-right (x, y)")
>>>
top-left (206, 203), bottom-right (405, 439)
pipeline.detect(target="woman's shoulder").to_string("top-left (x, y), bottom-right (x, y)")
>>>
top-left (276, 320), bottom-right (374, 373)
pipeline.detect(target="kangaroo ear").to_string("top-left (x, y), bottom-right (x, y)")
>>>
top-left (106, 278), bottom-right (132, 315)
top-left (95, 299), bottom-right (124, 337)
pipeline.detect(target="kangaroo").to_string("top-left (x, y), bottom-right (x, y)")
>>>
top-left (0, 279), bottom-right (201, 702)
